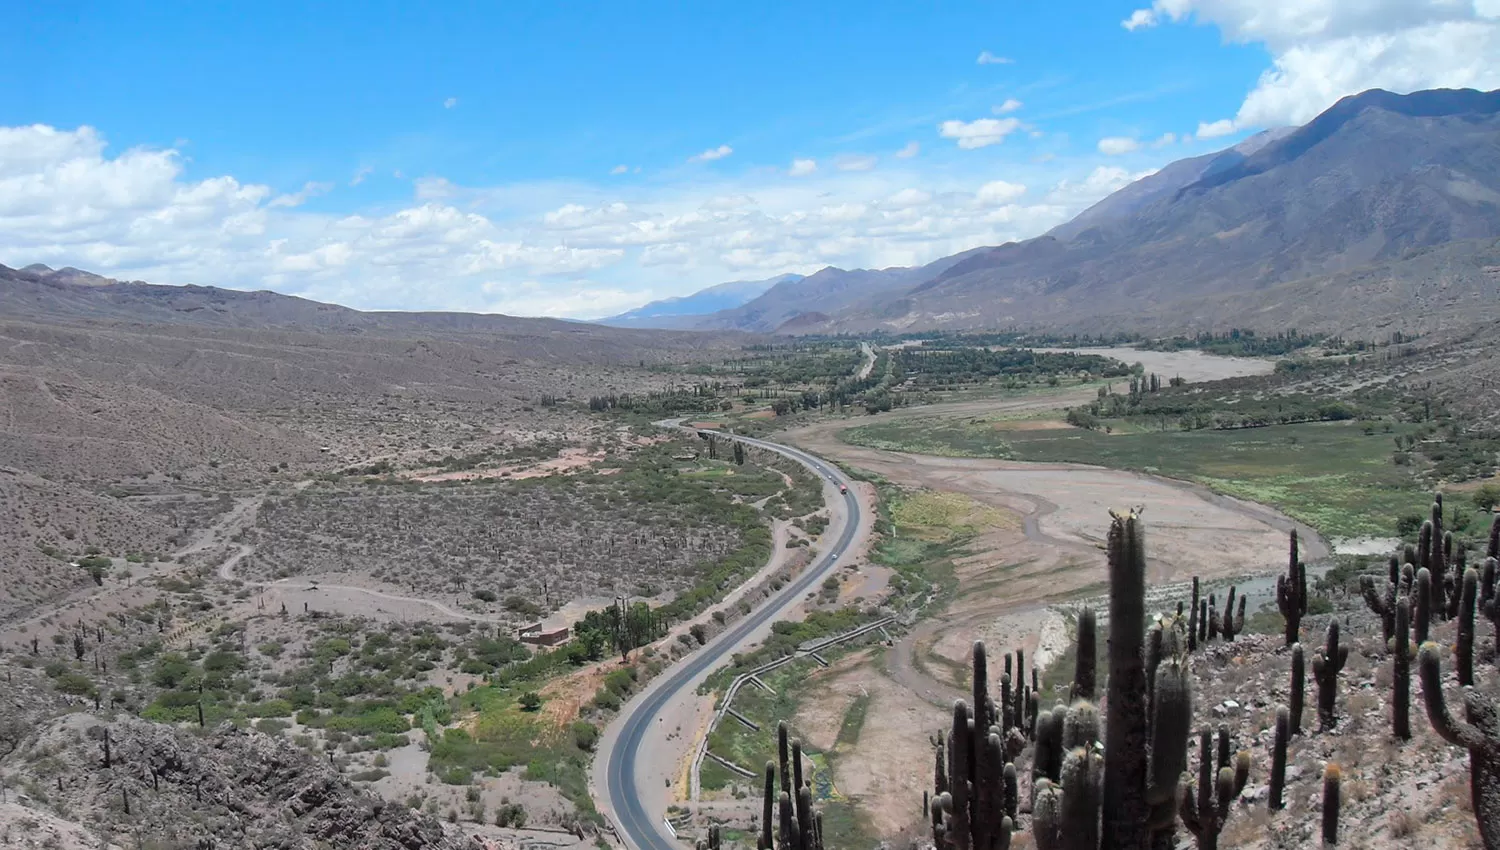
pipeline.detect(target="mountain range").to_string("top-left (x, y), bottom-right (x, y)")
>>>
top-left (612, 87), bottom-right (1500, 338)
top-left (597, 273), bottom-right (802, 328)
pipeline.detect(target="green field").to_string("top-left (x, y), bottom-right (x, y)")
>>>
top-left (844, 419), bottom-right (1435, 539)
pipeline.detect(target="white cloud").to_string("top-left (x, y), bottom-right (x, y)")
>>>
top-left (1097, 136), bottom-right (1141, 155)
top-left (788, 158), bottom-right (818, 177)
top-left (1151, 132), bottom-right (1179, 147)
top-left (835, 154), bottom-right (878, 172)
top-left (1121, 9), bottom-right (1158, 30)
top-left (689, 144), bottom-right (734, 163)
top-left (0, 122), bottom-right (1155, 319)
top-left (976, 51), bottom-right (1014, 65)
top-left (993, 98), bottom-right (1024, 114)
top-left (443, 97), bottom-right (458, 109)
top-left (976, 180), bottom-right (1027, 205)
top-left (1127, 0), bottom-right (1500, 128)
top-left (938, 117), bottom-right (1022, 149)
top-left (610, 164), bottom-right (629, 175)
top-left (1195, 119), bottom-right (1236, 138)
top-left (414, 176), bottom-right (457, 200)
top-left (349, 165), bottom-right (373, 186)
top-left (895, 141), bottom-right (921, 159)
top-left (268, 181), bottom-right (333, 208)
top-left (884, 188), bottom-right (933, 209)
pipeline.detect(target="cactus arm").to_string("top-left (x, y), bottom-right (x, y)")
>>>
top-left (1417, 642), bottom-right (1486, 750)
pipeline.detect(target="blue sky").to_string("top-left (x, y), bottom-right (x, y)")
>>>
top-left (3, 0), bottom-right (1496, 318)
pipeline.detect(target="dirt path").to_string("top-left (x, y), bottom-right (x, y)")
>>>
top-left (856, 342), bottom-right (877, 380)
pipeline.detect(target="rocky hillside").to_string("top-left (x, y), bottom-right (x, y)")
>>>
top-left (0, 713), bottom-right (465, 849)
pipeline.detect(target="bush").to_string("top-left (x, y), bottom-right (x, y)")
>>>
top-left (494, 802), bottom-right (527, 828)
top-left (572, 721), bottom-right (599, 752)
top-left (518, 692), bottom-right (543, 712)
top-left (1474, 483), bottom-right (1500, 512)
top-left (472, 589), bottom-right (497, 603)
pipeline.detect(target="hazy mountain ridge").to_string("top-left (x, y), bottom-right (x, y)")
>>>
top-left (597, 273), bottom-right (802, 328)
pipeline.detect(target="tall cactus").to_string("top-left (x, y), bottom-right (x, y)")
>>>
top-left (1269, 706), bottom-right (1290, 811)
top-left (1312, 621), bottom-right (1349, 731)
top-left (1460, 567), bottom-right (1479, 687)
top-left (1278, 530), bottom-right (1308, 646)
top-left (1484, 558), bottom-right (1500, 668)
top-left (1179, 728), bottom-right (1250, 850)
top-left (1416, 567), bottom-right (1434, 644)
top-left (1102, 509), bottom-right (1152, 849)
top-left (1489, 513), bottom-right (1499, 561)
top-left (1289, 644), bottom-right (1306, 736)
top-left (1322, 763), bottom-right (1341, 846)
top-left (1394, 594), bottom-right (1411, 740)
top-left (1147, 658), bottom-right (1193, 832)
top-left (1417, 642), bottom-right (1500, 849)
top-left (1220, 586), bottom-right (1245, 642)
top-left (1073, 607), bottom-right (1097, 702)
top-left (1188, 577), bottom-right (1200, 653)
top-left (1431, 499), bottom-right (1448, 620)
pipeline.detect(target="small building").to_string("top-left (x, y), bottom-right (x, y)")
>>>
top-left (519, 623), bottom-right (571, 647)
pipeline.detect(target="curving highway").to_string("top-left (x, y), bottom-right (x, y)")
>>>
top-left (597, 425), bottom-right (864, 850)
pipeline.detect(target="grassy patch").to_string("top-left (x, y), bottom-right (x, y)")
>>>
top-left (833, 693), bottom-right (871, 750)
top-left (847, 419), bottom-right (1432, 539)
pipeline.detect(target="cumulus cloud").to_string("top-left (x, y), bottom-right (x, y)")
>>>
top-left (268, 181), bottom-right (333, 208)
top-left (1195, 119), bottom-right (1236, 138)
top-left (976, 51), bottom-right (1014, 65)
top-left (689, 144), bottom-right (734, 163)
top-left (975, 180), bottom-right (1026, 205)
top-left (938, 117), bottom-right (1022, 149)
top-left (1097, 136), bottom-right (1141, 155)
top-left (1, 122), bottom-right (1162, 319)
top-left (835, 154), bottom-right (878, 172)
top-left (1125, 0), bottom-right (1500, 128)
top-left (1121, 9), bottom-right (1158, 30)
top-left (1151, 132), bottom-right (1179, 147)
top-left (610, 164), bottom-right (629, 175)
top-left (788, 158), bottom-right (818, 177)
top-left (895, 141), bottom-right (921, 159)
top-left (443, 97), bottom-right (458, 109)
top-left (994, 99), bottom-right (1024, 114)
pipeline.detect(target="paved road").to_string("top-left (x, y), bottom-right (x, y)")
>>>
top-left (599, 425), bottom-right (864, 850)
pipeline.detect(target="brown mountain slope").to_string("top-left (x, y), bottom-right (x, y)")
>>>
top-left (806, 87), bottom-right (1500, 335)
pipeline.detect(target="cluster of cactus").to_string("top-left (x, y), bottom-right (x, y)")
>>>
top-left (950, 511), bottom-right (1203, 850)
top-left (929, 641), bottom-right (1018, 850)
top-left (758, 722), bottom-right (824, 850)
top-left (1178, 727), bottom-right (1251, 850)
top-left (998, 646), bottom-right (1041, 753)
top-left (1418, 598), bottom-right (1500, 850)
top-left (1184, 577), bottom-right (1246, 647)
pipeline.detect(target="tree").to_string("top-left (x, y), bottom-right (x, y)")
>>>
top-left (733, 441), bottom-right (746, 466)
top-left (518, 692), bottom-right (542, 712)
top-left (1474, 483), bottom-right (1500, 512)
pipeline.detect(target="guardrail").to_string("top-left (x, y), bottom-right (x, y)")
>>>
top-left (688, 615), bottom-right (894, 801)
